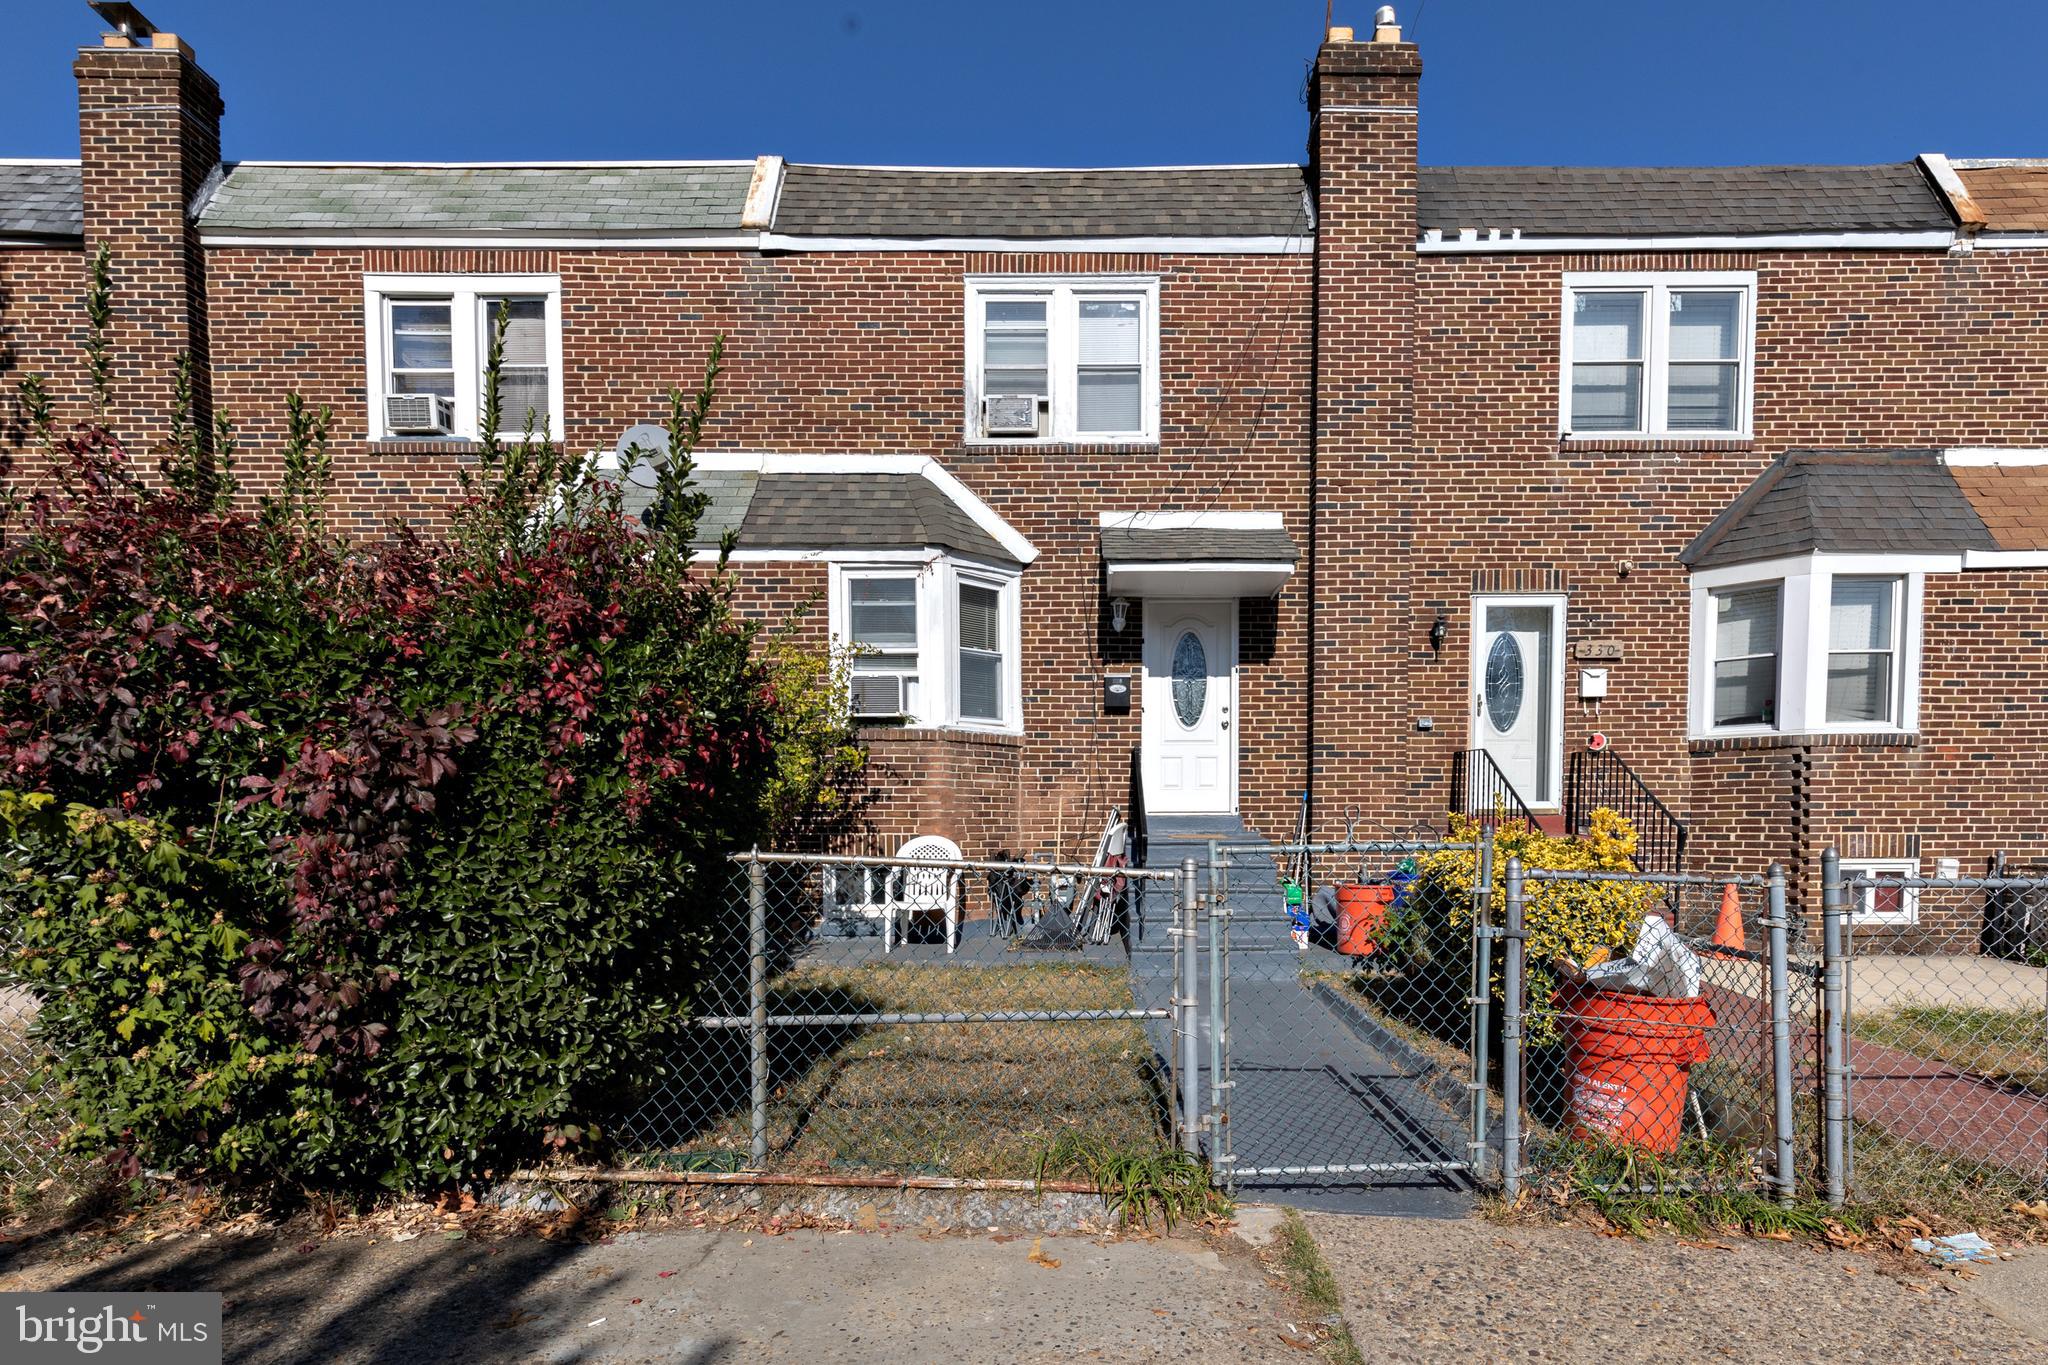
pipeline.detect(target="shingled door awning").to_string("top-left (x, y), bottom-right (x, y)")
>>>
top-left (1100, 513), bottom-right (1298, 598)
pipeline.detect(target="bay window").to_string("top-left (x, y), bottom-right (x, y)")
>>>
top-left (1711, 584), bottom-right (1780, 728)
top-left (1825, 577), bottom-right (1901, 726)
top-left (833, 560), bottom-right (1021, 731)
top-left (1563, 272), bottom-right (1755, 438)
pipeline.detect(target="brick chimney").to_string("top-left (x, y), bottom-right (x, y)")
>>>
top-left (74, 4), bottom-right (223, 454)
top-left (1306, 10), bottom-right (1423, 826)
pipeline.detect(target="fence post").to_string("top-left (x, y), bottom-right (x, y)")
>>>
top-left (1207, 840), bottom-right (1227, 1176)
top-left (1180, 857), bottom-right (1202, 1157)
top-left (1501, 854), bottom-right (1525, 1201)
top-left (1765, 863), bottom-right (1798, 1206)
top-left (747, 852), bottom-right (770, 1170)
top-left (1468, 825), bottom-right (1496, 1181)
top-left (1821, 847), bottom-right (1849, 1207)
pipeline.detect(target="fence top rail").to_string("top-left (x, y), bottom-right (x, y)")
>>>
top-left (1215, 840), bottom-right (1473, 858)
top-left (730, 849), bottom-right (1183, 881)
top-left (1520, 868), bottom-right (1769, 887)
top-left (1837, 874), bottom-right (2048, 891)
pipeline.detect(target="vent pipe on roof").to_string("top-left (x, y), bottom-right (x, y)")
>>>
top-left (1373, 5), bottom-right (1402, 42)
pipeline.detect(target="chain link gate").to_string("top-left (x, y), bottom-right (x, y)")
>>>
top-left (1196, 832), bottom-right (1495, 1202)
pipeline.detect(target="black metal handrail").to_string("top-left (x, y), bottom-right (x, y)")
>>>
top-left (1447, 749), bottom-right (1539, 829)
top-left (1563, 748), bottom-right (1688, 874)
top-left (1126, 743), bottom-right (1148, 869)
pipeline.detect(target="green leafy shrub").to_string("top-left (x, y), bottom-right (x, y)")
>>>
top-left (1, 312), bottom-right (861, 1192)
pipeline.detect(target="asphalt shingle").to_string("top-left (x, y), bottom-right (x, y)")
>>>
top-left (1417, 164), bottom-right (1951, 237)
top-left (1681, 451), bottom-right (1995, 569)
top-left (772, 165), bottom-right (1313, 238)
top-left (1100, 525), bottom-right (1299, 564)
top-left (0, 162), bottom-right (82, 238)
top-left (198, 163), bottom-right (755, 232)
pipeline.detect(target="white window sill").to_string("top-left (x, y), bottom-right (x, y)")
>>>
top-left (960, 435), bottom-right (1159, 450)
top-left (1689, 728), bottom-right (1920, 744)
top-left (1563, 430), bottom-right (1753, 443)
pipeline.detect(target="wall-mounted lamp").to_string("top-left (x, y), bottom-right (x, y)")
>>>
top-left (1109, 597), bottom-right (1130, 634)
top-left (1428, 610), bottom-right (1448, 657)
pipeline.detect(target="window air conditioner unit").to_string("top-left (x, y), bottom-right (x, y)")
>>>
top-left (980, 393), bottom-right (1040, 437)
top-left (385, 393), bottom-right (455, 435)
top-left (850, 673), bottom-right (908, 719)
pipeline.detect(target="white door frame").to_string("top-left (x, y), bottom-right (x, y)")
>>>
top-left (1468, 593), bottom-right (1567, 809)
top-left (1141, 598), bottom-right (1238, 815)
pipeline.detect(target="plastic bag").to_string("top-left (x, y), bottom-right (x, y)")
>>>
top-left (1577, 915), bottom-right (1703, 998)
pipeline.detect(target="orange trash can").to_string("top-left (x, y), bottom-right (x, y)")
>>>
top-left (1335, 884), bottom-right (1395, 956)
top-left (1552, 982), bottom-right (1716, 1153)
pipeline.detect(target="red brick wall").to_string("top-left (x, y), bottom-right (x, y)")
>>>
top-left (200, 243), bottom-right (1314, 858)
top-left (74, 43), bottom-right (222, 460)
top-left (0, 244), bottom-right (84, 471)
top-left (1410, 246), bottom-right (2048, 904)
top-left (1308, 38), bottom-right (1421, 833)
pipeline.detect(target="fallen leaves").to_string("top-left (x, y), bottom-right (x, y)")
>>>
top-left (2010, 1200), bottom-right (2048, 1222)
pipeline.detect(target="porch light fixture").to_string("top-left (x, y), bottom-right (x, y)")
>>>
top-left (1429, 610), bottom-right (1448, 656)
top-left (1109, 596), bottom-right (1130, 634)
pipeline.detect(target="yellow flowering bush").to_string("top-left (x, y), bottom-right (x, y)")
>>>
top-left (1405, 808), bottom-right (1668, 1038)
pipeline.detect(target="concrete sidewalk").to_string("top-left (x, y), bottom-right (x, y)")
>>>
top-left (1, 1222), bottom-right (1311, 1364)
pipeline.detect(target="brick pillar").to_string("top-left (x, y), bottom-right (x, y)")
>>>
top-left (74, 28), bottom-right (223, 456)
top-left (1307, 30), bottom-right (1421, 828)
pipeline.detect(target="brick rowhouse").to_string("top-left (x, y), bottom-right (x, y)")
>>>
top-left (5, 5), bottom-right (2047, 920)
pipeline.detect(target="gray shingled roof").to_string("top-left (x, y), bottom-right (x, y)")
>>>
top-left (198, 163), bottom-right (754, 232)
top-left (1681, 451), bottom-right (1994, 569)
top-left (773, 165), bottom-right (1312, 238)
top-left (1100, 525), bottom-right (1299, 564)
top-left (0, 163), bottom-right (82, 238)
top-left (1417, 164), bottom-right (1951, 237)
top-left (615, 465), bottom-right (1016, 563)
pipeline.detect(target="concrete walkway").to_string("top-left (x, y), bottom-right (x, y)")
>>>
top-left (1135, 817), bottom-right (1473, 1218)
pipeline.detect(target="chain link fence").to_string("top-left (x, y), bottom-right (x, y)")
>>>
top-left (1, 919), bottom-right (61, 1195)
top-left (1828, 856), bottom-right (2048, 1216)
top-left (1208, 835), bottom-right (1488, 1198)
top-left (607, 851), bottom-right (1189, 1181)
top-left (1498, 867), bottom-right (1814, 1205)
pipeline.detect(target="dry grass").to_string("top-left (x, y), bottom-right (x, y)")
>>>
top-left (624, 962), bottom-right (1170, 1179)
top-left (1852, 1005), bottom-right (2048, 1097)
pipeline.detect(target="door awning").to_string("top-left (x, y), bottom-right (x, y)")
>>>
top-left (1100, 513), bottom-right (1298, 599)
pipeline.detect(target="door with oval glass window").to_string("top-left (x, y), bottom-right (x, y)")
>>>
top-left (1470, 597), bottom-right (1563, 809)
top-left (1141, 600), bottom-right (1235, 814)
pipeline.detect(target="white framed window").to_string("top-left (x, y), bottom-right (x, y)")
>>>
top-left (964, 275), bottom-right (1160, 444)
top-left (1709, 583), bottom-right (1781, 729)
top-left (362, 274), bottom-right (563, 441)
top-left (1825, 576), bottom-right (1902, 726)
top-left (1688, 555), bottom-right (1929, 739)
top-left (830, 558), bottom-right (1022, 732)
top-left (1561, 272), bottom-right (1755, 438)
top-left (1843, 857), bottom-right (1920, 926)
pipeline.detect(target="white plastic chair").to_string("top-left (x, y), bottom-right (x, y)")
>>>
top-left (830, 835), bottom-right (963, 953)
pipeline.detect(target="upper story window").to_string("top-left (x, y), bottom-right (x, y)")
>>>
top-left (834, 560), bottom-right (1021, 732)
top-left (965, 276), bottom-right (1160, 444)
top-left (1690, 558), bottom-right (1921, 739)
top-left (1562, 272), bottom-right (1755, 439)
top-left (363, 274), bottom-right (562, 441)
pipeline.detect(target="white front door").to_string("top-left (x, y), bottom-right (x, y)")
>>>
top-left (1471, 597), bottom-right (1564, 808)
top-left (1142, 600), bottom-right (1235, 814)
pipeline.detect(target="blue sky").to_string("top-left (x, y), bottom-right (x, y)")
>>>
top-left (3, 1), bottom-right (2044, 167)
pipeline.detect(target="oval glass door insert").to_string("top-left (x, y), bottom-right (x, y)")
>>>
top-left (1172, 631), bottom-right (1208, 728)
top-left (1485, 634), bottom-right (1525, 732)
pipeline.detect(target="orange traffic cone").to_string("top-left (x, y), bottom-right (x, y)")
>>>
top-left (1709, 882), bottom-right (1746, 955)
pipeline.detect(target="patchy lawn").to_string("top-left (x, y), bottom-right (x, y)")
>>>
top-left (620, 962), bottom-right (1171, 1179)
top-left (1854, 1005), bottom-right (2048, 1097)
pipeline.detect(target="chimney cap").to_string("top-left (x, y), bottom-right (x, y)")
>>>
top-left (1375, 4), bottom-right (1397, 22)
top-left (89, 2), bottom-right (157, 42)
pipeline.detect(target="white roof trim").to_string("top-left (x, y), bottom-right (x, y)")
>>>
top-left (201, 229), bottom-right (761, 248)
top-left (0, 157), bottom-right (80, 165)
top-left (1963, 549), bottom-right (2048, 570)
top-left (742, 155), bottom-right (785, 230)
top-left (1975, 233), bottom-right (2048, 250)
top-left (759, 232), bottom-right (1311, 254)
top-left (788, 161), bottom-right (1304, 173)
top-left (1942, 448), bottom-right (2048, 467)
top-left (687, 452), bottom-right (1037, 566)
top-left (1097, 510), bottom-right (1286, 530)
top-left (1689, 551), bottom-right (1966, 587)
top-left (1104, 560), bottom-right (1296, 599)
top-left (1417, 229), bottom-right (1956, 254)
